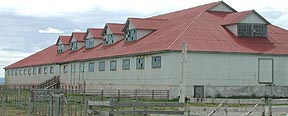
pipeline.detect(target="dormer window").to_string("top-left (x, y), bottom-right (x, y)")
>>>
top-left (71, 41), bottom-right (77, 51)
top-left (57, 44), bottom-right (64, 53)
top-left (237, 23), bottom-right (267, 37)
top-left (125, 29), bottom-right (137, 42)
top-left (103, 34), bottom-right (114, 45)
top-left (85, 38), bottom-right (94, 48)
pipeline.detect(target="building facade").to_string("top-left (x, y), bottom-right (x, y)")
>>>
top-left (5, 1), bottom-right (288, 98)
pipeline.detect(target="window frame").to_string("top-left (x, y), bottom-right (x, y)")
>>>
top-left (88, 62), bottom-right (95, 72)
top-left (50, 66), bottom-right (54, 74)
top-left (152, 56), bottom-right (161, 68)
top-left (86, 38), bottom-right (94, 48)
top-left (136, 58), bottom-right (145, 69)
top-left (24, 69), bottom-right (27, 75)
top-left (44, 67), bottom-right (48, 74)
top-left (28, 69), bottom-right (31, 75)
top-left (33, 68), bottom-right (37, 75)
top-left (38, 67), bottom-right (42, 74)
top-left (19, 69), bottom-right (22, 75)
top-left (110, 60), bottom-right (117, 71)
top-left (71, 41), bottom-right (78, 51)
top-left (79, 62), bottom-right (85, 73)
top-left (99, 61), bottom-right (105, 71)
top-left (237, 23), bottom-right (267, 37)
top-left (57, 44), bottom-right (64, 53)
top-left (63, 65), bottom-right (68, 73)
top-left (122, 59), bottom-right (130, 70)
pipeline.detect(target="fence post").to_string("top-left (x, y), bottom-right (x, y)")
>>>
top-left (27, 93), bottom-right (31, 116)
top-left (101, 90), bottom-right (104, 101)
top-left (118, 90), bottom-right (120, 101)
top-left (152, 90), bottom-right (154, 100)
top-left (135, 90), bottom-right (138, 101)
top-left (224, 99), bottom-right (228, 116)
top-left (2, 90), bottom-right (5, 116)
top-left (268, 98), bottom-right (272, 116)
top-left (187, 96), bottom-right (190, 116)
top-left (261, 98), bottom-right (265, 116)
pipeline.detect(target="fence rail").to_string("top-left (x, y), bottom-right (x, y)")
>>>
top-left (88, 100), bottom-right (186, 116)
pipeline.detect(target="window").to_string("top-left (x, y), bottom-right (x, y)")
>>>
top-left (110, 60), bottom-right (117, 71)
top-left (57, 44), bottom-right (64, 53)
top-left (99, 61), bottom-right (105, 71)
top-left (7, 71), bottom-right (10, 76)
top-left (152, 56), bottom-right (161, 68)
top-left (11, 70), bottom-right (14, 76)
top-left (122, 59), bottom-right (130, 70)
top-left (44, 67), bottom-right (48, 74)
top-left (88, 62), bottom-right (94, 72)
top-left (24, 69), bottom-right (27, 75)
top-left (28, 69), bottom-right (31, 75)
top-left (19, 69), bottom-right (22, 75)
top-left (71, 41), bottom-right (77, 51)
top-left (85, 38), bottom-right (94, 48)
top-left (38, 67), bottom-right (42, 74)
top-left (71, 63), bottom-right (75, 73)
top-left (63, 65), bottom-right (68, 73)
top-left (80, 62), bottom-right (85, 72)
top-left (50, 66), bottom-right (54, 74)
top-left (33, 68), bottom-right (36, 74)
top-left (15, 70), bottom-right (18, 76)
top-left (103, 34), bottom-right (114, 45)
top-left (237, 23), bottom-right (267, 37)
top-left (136, 58), bottom-right (145, 69)
top-left (125, 29), bottom-right (137, 42)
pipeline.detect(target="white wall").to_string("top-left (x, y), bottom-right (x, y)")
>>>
top-left (58, 53), bottom-right (170, 90)
top-left (240, 12), bottom-right (267, 24)
top-left (137, 29), bottom-right (153, 40)
top-left (226, 24), bottom-right (237, 36)
top-left (166, 52), bottom-right (288, 87)
top-left (5, 64), bottom-right (60, 85)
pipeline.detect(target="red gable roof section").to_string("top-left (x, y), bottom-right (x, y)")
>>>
top-left (6, 1), bottom-right (288, 69)
top-left (86, 28), bottom-right (103, 39)
top-left (106, 23), bottom-right (125, 35)
top-left (126, 18), bottom-right (167, 30)
top-left (69, 32), bottom-right (85, 42)
top-left (56, 36), bottom-right (70, 45)
top-left (222, 10), bottom-right (253, 25)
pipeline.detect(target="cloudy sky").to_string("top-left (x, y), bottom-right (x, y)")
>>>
top-left (0, 0), bottom-right (288, 78)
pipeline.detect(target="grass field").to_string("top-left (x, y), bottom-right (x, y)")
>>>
top-left (0, 105), bottom-right (35, 116)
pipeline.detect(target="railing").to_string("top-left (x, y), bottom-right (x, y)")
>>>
top-left (38, 76), bottom-right (60, 89)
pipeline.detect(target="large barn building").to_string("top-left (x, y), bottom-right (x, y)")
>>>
top-left (4, 1), bottom-right (288, 98)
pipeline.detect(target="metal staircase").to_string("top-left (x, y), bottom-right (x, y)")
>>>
top-left (38, 76), bottom-right (60, 89)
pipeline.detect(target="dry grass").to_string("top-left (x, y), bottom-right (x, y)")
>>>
top-left (0, 105), bottom-right (36, 116)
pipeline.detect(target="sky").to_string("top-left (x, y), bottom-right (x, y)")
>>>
top-left (0, 0), bottom-right (288, 78)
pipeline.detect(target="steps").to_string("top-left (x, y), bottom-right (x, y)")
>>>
top-left (38, 76), bottom-right (60, 89)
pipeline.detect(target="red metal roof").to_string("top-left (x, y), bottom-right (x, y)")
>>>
top-left (56, 36), bottom-right (70, 45)
top-left (84, 28), bottom-right (103, 39)
top-left (222, 10), bottom-right (252, 25)
top-left (69, 32), bottom-right (86, 42)
top-left (126, 18), bottom-right (167, 30)
top-left (6, 1), bottom-right (288, 69)
top-left (106, 23), bottom-right (125, 35)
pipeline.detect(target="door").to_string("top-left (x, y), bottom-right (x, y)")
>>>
top-left (194, 85), bottom-right (204, 98)
top-left (258, 59), bottom-right (273, 84)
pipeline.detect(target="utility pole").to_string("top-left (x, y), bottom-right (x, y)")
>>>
top-left (179, 42), bottom-right (187, 111)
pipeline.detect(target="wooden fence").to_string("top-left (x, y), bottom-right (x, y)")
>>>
top-left (88, 100), bottom-right (186, 116)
